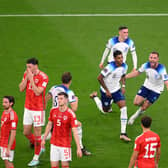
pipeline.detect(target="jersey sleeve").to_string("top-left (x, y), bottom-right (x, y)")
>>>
top-left (39, 74), bottom-right (49, 89)
top-left (68, 90), bottom-right (76, 103)
top-left (101, 64), bottom-right (112, 77)
top-left (69, 109), bottom-right (78, 128)
top-left (134, 137), bottom-right (140, 152)
top-left (129, 39), bottom-right (136, 52)
top-left (161, 66), bottom-right (168, 81)
top-left (138, 63), bottom-right (147, 73)
top-left (10, 112), bottom-right (18, 130)
top-left (106, 38), bottom-right (113, 49)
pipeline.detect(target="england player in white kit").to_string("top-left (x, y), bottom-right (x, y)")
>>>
top-left (126, 51), bottom-right (168, 125)
top-left (99, 26), bottom-right (137, 72)
top-left (44, 72), bottom-right (91, 156)
top-left (90, 50), bottom-right (131, 141)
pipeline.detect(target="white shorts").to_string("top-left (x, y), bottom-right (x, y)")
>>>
top-left (23, 108), bottom-right (45, 127)
top-left (0, 147), bottom-right (14, 162)
top-left (50, 144), bottom-right (71, 162)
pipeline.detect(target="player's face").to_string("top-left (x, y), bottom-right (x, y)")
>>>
top-left (57, 95), bottom-right (68, 107)
top-left (2, 98), bottom-right (11, 110)
top-left (149, 53), bottom-right (159, 68)
top-left (114, 54), bottom-right (123, 66)
top-left (119, 29), bottom-right (128, 40)
top-left (26, 64), bottom-right (36, 73)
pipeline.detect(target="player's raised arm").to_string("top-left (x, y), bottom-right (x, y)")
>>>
top-left (19, 73), bottom-right (28, 92)
top-left (99, 47), bottom-right (110, 69)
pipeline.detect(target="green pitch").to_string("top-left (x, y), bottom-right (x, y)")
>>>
top-left (0, 0), bottom-right (168, 167)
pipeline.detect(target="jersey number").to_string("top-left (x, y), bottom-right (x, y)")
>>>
top-left (56, 119), bottom-right (61, 126)
top-left (54, 96), bottom-right (58, 107)
top-left (144, 142), bottom-right (158, 158)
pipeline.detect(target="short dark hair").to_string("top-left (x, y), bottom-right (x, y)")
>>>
top-left (58, 92), bottom-right (68, 99)
top-left (62, 72), bottom-right (72, 84)
top-left (151, 51), bottom-right (159, 57)
top-left (141, 116), bottom-right (152, 128)
top-left (118, 26), bottom-right (128, 31)
top-left (27, 58), bottom-right (39, 65)
top-left (113, 50), bottom-right (122, 58)
top-left (3, 96), bottom-right (15, 107)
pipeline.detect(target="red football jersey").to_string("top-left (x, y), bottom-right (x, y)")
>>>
top-left (23, 70), bottom-right (48, 111)
top-left (49, 107), bottom-right (78, 147)
top-left (134, 130), bottom-right (161, 168)
top-left (0, 110), bottom-right (18, 150)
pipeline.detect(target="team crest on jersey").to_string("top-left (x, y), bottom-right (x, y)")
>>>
top-left (63, 116), bottom-right (68, 120)
top-left (34, 79), bottom-right (39, 84)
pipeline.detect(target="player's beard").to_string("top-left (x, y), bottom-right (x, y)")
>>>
top-left (3, 106), bottom-right (9, 110)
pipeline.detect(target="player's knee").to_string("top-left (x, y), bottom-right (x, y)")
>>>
top-left (133, 101), bottom-right (140, 106)
top-left (103, 106), bottom-right (110, 112)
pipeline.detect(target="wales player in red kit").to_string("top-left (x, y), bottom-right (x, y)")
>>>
top-left (0, 96), bottom-right (18, 168)
top-left (128, 116), bottom-right (161, 168)
top-left (42, 92), bottom-right (82, 168)
top-left (19, 58), bottom-right (48, 166)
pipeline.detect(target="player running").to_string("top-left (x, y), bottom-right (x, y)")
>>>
top-left (126, 51), bottom-right (168, 125)
top-left (99, 26), bottom-right (137, 72)
top-left (90, 50), bottom-right (131, 142)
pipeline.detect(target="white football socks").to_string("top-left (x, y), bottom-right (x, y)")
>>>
top-left (120, 106), bottom-right (128, 134)
top-left (93, 97), bottom-right (104, 113)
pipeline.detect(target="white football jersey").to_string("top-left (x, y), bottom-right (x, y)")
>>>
top-left (106, 36), bottom-right (135, 63)
top-left (100, 61), bottom-right (128, 93)
top-left (48, 84), bottom-right (76, 108)
top-left (138, 62), bottom-right (168, 94)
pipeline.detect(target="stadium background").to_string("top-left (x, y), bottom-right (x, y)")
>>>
top-left (0, 0), bottom-right (168, 167)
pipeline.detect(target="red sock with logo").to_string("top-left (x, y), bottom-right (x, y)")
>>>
top-left (26, 133), bottom-right (35, 145)
top-left (35, 136), bottom-right (41, 155)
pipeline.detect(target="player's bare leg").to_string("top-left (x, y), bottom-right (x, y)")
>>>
top-left (117, 100), bottom-right (131, 142)
top-left (128, 95), bottom-right (151, 125)
top-left (51, 161), bottom-right (59, 168)
top-left (4, 160), bottom-right (14, 168)
top-left (23, 125), bottom-right (35, 148)
top-left (61, 161), bottom-right (69, 168)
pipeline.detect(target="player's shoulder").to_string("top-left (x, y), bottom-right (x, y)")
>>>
top-left (67, 108), bottom-right (76, 118)
top-left (135, 132), bottom-right (144, 142)
top-left (156, 63), bottom-right (167, 74)
top-left (109, 36), bottom-right (119, 45)
top-left (141, 62), bottom-right (150, 69)
top-left (108, 61), bottom-right (118, 70)
top-left (124, 37), bottom-right (134, 46)
top-left (121, 62), bottom-right (128, 69)
top-left (10, 110), bottom-right (18, 121)
top-left (39, 71), bottom-right (48, 79)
